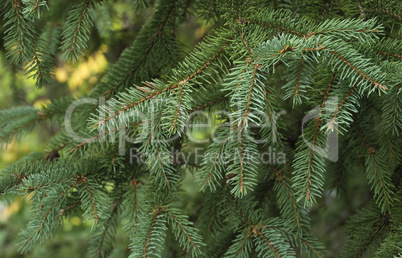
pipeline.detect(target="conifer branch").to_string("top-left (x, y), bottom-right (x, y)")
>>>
top-left (61, 0), bottom-right (95, 61)
top-left (273, 168), bottom-right (300, 228)
top-left (57, 201), bottom-right (80, 219)
top-left (294, 57), bottom-right (303, 97)
top-left (238, 136), bottom-right (245, 193)
top-left (94, 43), bottom-right (227, 128)
top-left (377, 51), bottom-right (402, 59)
top-left (0, 112), bottom-right (44, 146)
top-left (143, 206), bottom-right (161, 257)
top-left (327, 50), bottom-right (386, 90)
top-left (12, 0), bottom-right (23, 62)
top-left (356, 218), bottom-right (390, 257)
top-left (20, 184), bottom-right (73, 251)
top-left (189, 97), bottom-right (226, 113)
top-left (166, 212), bottom-right (199, 250)
top-left (171, 84), bottom-right (184, 131)
top-left (243, 64), bottom-right (260, 125)
top-left (35, 190), bottom-right (66, 234)
top-left (264, 90), bottom-right (274, 125)
top-left (238, 229), bottom-right (252, 255)
top-left (255, 228), bottom-right (281, 257)
top-left (131, 179), bottom-right (139, 225)
top-left (71, 122), bottom-right (144, 151)
top-left (363, 7), bottom-right (402, 20)
top-left (237, 27), bottom-right (256, 56)
top-left (104, 0), bottom-right (177, 98)
top-left (328, 80), bottom-right (359, 131)
top-left (293, 73), bottom-right (335, 205)
top-left (79, 176), bottom-right (99, 223)
top-left (304, 74), bottom-right (334, 201)
top-left (355, 121), bottom-right (393, 212)
top-left (239, 18), bottom-right (305, 37)
top-left (31, 45), bottom-right (43, 80)
top-left (0, 118), bottom-right (38, 142)
top-left (267, 224), bottom-right (325, 256)
top-left (201, 125), bottom-right (238, 186)
top-left (1, 1), bottom-right (401, 256)
top-left (156, 148), bottom-right (170, 186)
top-left (96, 197), bottom-right (122, 257)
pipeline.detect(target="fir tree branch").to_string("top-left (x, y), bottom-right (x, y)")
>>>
top-left (362, 7), bottom-right (402, 20)
top-left (171, 84), bottom-right (184, 131)
top-left (202, 125), bottom-right (237, 186)
top-left (273, 167), bottom-right (300, 229)
top-left (304, 74), bottom-right (334, 201)
top-left (254, 227), bottom-right (281, 257)
top-left (35, 191), bottom-right (64, 234)
top-left (356, 216), bottom-right (390, 257)
top-left (0, 115), bottom-right (42, 142)
top-left (266, 224), bottom-right (325, 256)
top-left (103, 0), bottom-right (177, 98)
top-left (189, 97), bottom-right (226, 113)
top-left (0, 173), bottom-right (28, 194)
top-left (238, 229), bottom-right (252, 255)
top-left (61, 0), bottom-right (95, 61)
top-left (327, 50), bottom-right (386, 90)
top-left (22, 184), bottom-right (72, 249)
top-left (294, 57), bottom-right (303, 97)
top-left (239, 18), bottom-right (305, 37)
top-left (22, 0), bottom-right (47, 19)
top-left (57, 201), bottom-right (80, 219)
top-left (355, 121), bottom-right (393, 212)
top-left (11, 0), bottom-right (24, 63)
top-left (95, 197), bottom-right (122, 257)
top-left (166, 212), bottom-right (199, 251)
top-left (31, 45), bottom-right (43, 81)
top-left (327, 79), bottom-right (360, 131)
top-left (131, 179), bottom-right (139, 225)
top-left (265, 40), bottom-right (385, 91)
top-left (237, 27), bottom-right (257, 56)
top-left (71, 122), bottom-right (144, 151)
top-left (156, 148), bottom-right (170, 187)
top-left (143, 205), bottom-right (161, 257)
top-left (2, 1), bottom-right (401, 256)
top-left (377, 51), bottom-right (402, 59)
top-left (77, 175), bottom-right (99, 223)
top-left (243, 63), bottom-right (261, 125)
top-left (94, 43), bottom-right (227, 128)
top-left (312, 26), bottom-right (380, 35)
top-left (238, 135), bottom-right (245, 194)
top-left (382, 84), bottom-right (401, 134)
top-left (292, 73), bottom-right (335, 205)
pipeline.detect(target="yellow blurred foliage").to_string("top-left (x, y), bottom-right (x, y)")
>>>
top-left (0, 198), bottom-right (21, 221)
top-left (1, 140), bottom-right (31, 163)
top-left (33, 98), bottom-right (51, 109)
top-left (70, 216), bottom-right (81, 226)
top-left (1, 151), bottom-right (17, 163)
top-left (53, 48), bottom-right (109, 95)
top-left (69, 49), bottom-right (108, 93)
top-left (55, 67), bottom-right (68, 83)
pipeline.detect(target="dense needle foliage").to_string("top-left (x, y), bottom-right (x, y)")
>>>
top-left (0, 0), bottom-right (401, 257)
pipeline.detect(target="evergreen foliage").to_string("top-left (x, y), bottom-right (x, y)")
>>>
top-left (0, 0), bottom-right (401, 256)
